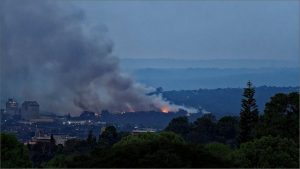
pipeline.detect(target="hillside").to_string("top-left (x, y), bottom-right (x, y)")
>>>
top-left (130, 67), bottom-right (299, 90)
top-left (161, 86), bottom-right (299, 118)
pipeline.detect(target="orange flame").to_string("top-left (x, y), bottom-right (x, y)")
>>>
top-left (161, 106), bottom-right (169, 113)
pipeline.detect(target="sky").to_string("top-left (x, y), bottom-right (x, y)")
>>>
top-left (68, 0), bottom-right (299, 61)
top-left (1, 0), bottom-right (299, 111)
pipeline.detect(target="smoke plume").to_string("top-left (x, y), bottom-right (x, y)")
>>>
top-left (0, 0), bottom-right (197, 115)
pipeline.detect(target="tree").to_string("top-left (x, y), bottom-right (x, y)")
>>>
top-left (1, 133), bottom-right (32, 168)
top-left (165, 116), bottom-right (190, 139)
top-left (238, 81), bottom-right (259, 144)
top-left (98, 126), bottom-right (118, 147)
top-left (87, 130), bottom-right (96, 147)
top-left (43, 154), bottom-right (85, 168)
top-left (63, 138), bottom-right (89, 155)
top-left (43, 154), bottom-right (67, 168)
top-left (216, 116), bottom-right (239, 146)
top-left (231, 136), bottom-right (299, 168)
top-left (50, 134), bottom-right (56, 153)
top-left (190, 114), bottom-right (217, 144)
top-left (91, 132), bottom-right (228, 168)
top-left (258, 92), bottom-right (299, 143)
top-left (50, 134), bottom-right (56, 145)
top-left (204, 143), bottom-right (233, 163)
top-left (44, 132), bottom-right (231, 168)
top-left (29, 140), bottom-right (58, 167)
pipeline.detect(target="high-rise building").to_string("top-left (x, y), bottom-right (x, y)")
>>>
top-left (6, 98), bottom-right (18, 115)
top-left (21, 101), bottom-right (39, 120)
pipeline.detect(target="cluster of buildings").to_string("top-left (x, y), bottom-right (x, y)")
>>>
top-left (1, 98), bottom-right (159, 145)
top-left (1, 99), bottom-right (110, 145)
top-left (27, 129), bottom-right (76, 146)
top-left (2, 98), bottom-right (39, 120)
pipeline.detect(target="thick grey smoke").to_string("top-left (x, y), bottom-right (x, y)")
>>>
top-left (0, 0), bottom-right (197, 115)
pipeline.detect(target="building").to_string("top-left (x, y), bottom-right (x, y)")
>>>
top-left (6, 98), bottom-right (18, 115)
top-left (21, 101), bottom-right (39, 120)
top-left (29, 116), bottom-right (54, 123)
top-left (131, 128), bottom-right (156, 135)
top-left (27, 129), bottom-right (76, 146)
top-left (79, 111), bottom-right (96, 120)
top-left (53, 135), bottom-right (76, 145)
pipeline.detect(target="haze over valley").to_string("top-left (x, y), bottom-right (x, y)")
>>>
top-left (120, 58), bottom-right (299, 90)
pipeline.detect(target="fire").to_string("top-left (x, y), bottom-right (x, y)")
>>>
top-left (161, 106), bottom-right (169, 113)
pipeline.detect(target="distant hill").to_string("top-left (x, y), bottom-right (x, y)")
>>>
top-left (160, 86), bottom-right (299, 118)
top-left (130, 67), bottom-right (299, 90)
top-left (120, 58), bottom-right (299, 70)
top-left (101, 86), bottom-right (299, 129)
top-left (120, 58), bottom-right (299, 90)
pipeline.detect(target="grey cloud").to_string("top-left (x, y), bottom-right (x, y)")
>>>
top-left (0, 0), bottom-right (196, 115)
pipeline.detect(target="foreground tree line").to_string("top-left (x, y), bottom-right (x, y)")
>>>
top-left (1, 82), bottom-right (299, 168)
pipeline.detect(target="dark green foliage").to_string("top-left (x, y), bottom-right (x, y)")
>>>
top-left (1, 133), bottom-right (32, 168)
top-left (191, 114), bottom-right (217, 144)
top-left (231, 136), bottom-right (299, 168)
top-left (50, 134), bottom-right (55, 145)
top-left (28, 134), bottom-right (59, 167)
top-left (217, 116), bottom-right (239, 146)
top-left (55, 132), bottom-right (229, 168)
top-left (165, 116), bottom-right (190, 139)
top-left (114, 131), bottom-right (184, 147)
top-left (43, 91), bottom-right (299, 168)
top-left (86, 130), bottom-right (97, 148)
top-left (165, 114), bottom-right (238, 145)
top-left (204, 143), bottom-right (233, 163)
top-left (118, 131), bottom-right (131, 139)
top-left (257, 92), bottom-right (299, 143)
top-left (43, 154), bottom-right (86, 168)
top-left (63, 138), bottom-right (89, 155)
top-left (29, 141), bottom-right (57, 167)
top-left (239, 81), bottom-right (259, 144)
top-left (98, 126), bottom-right (119, 147)
top-left (44, 126), bottom-right (126, 167)
top-left (43, 154), bottom-right (68, 168)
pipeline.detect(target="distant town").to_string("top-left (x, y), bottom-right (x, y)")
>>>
top-left (1, 98), bottom-right (196, 146)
